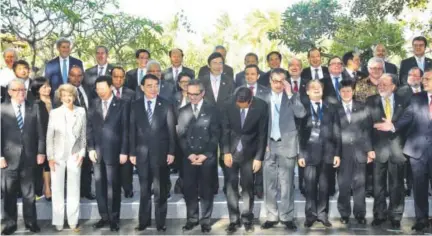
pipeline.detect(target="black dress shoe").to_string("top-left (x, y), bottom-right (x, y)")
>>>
top-left (82, 193), bottom-right (96, 200)
top-left (255, 191), bottom-right (263, 199)
top-left (110, 222), bottom-right (120, 232)
top-left (182, 222), bottom-right (199, 231)
top-left (261, 221), bottom-right (277, 229)
top-left (93, 219), bottom-right (109, 228)
top-left (124, 191), bottom-right (134, 198)
top-left (412, 222), bottom-right (428, 231)
top-left (157, 226), bottom-right (167, 232)
top-left (201, 224), bottom-right (211, 233)
top-left (318, 219), bottom-right (332, 227)
top-left (282, 221), bottom-right (297, 231)
top-left (244, 223), bottom-right (254, 233)
top-left (371, 218), bottom-right (386, 226)
top-left (225, 221), bottom-right (241, 233)
top-left (405, 189), bottom-right (411, 197)
top-left (1, 225), bottom-right (17, 235)
top-left (391, 220), bottom-right (401, 229)
top-left (356, 217), bottom-right (367, 225)
top-left (25, 223), bottom-right (40, 233)
top-left (340, 217), bottom-right (349, 224)
top-left (366, 192), bottom-right (373, 198)
top-left (304, 219), bottom-right (315, 228)
top-left (135, 224), bottom-right (150, 231)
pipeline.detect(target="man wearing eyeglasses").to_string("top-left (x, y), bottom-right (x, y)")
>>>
top-left (400, 36), bottom-right (432, 85)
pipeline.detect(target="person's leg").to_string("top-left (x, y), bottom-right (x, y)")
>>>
top-left (51, 161), bottom-right (66, 227)
top-left (93, 161), bottom-right (109, 221)
top-left (372, 161), bottom-right (388, 220)
top-left (225, 162), bottom-right (241, 223)
top-left (337, 158), bottom-right (354, 218)
top-left (239, 159), bottom-right (254, 224)
top-left (352, 162), bottom-right (366, 219)
top-left (66, 158), bottom-right (82, 228)
top-left (20, 167), bottom-right (37, 225)
top-left (387, 161), bottom-right (405, 222)
top-left (278, 156), bottom-right (296, 222)
top-left (2, 170), bottom-right (19, 227)
top-left (199, 159), bottom-right (215, 226)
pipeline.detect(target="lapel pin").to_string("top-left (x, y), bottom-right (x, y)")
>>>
top-left (201, 114), bottom-right (204, 117)
top-left (222, 82), bottom-right (225, 85)
top-left (158, 102), bottom-right (161, 106)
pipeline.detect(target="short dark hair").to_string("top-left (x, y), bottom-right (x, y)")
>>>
top-left (31, 77), bottom-right (50, 98)
top-left (328, 56), bottom-right (342, 66)
top-left (342, 51), bottom-right (355, 66)
top-left (244, 64), bottom-right (260, 74)
top-left (95, 75), bottom-right (113, 87)
top-left (307, 48), bottom-right (321, 58)
top-left (266, 51), bottom-right (282, 62)
top-left (135, 49), bottom-right (151, 59)
top-left (96, 45), bottom-right (109, 54)
top-left (412, 36), bottom-right (428, 47)
top-left (177, 71), bottom-right (193, 82)
top-left (187, 79), bottom-right (205, 92)
top-left (141, 73), bottom-right (159, 86)
top-left (339, 79), bottom-right (355, 91)
top-left (244, 52), bottom-right (258, 62)
top-left (235, 87), bottom-right (253, 103)
top-left (207, 52), bottom-right (224, 65)
top-left (306, 79), bottom-right (324, 91)
top-left (111, 66), bottom-right (126, 76)
top-left (169, 48), bottom-right (184, 57)
top-left (12, 60), bottom-right (30, 72)
top-left (270, 68), bottom-right (287, 79)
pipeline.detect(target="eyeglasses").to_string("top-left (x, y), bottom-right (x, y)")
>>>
top-left (369, 67), bottom-right (383, 71)
top-left (187, 92), bottom-right (202, 97)
top-left (330, 62), bottom-right (343, 66)
top-left (10, 88), bottom-right (26, 92)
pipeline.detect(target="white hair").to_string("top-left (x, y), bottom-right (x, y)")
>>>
top-left (367, 57), bottom-right (384, 68)
top-left (146, 60), bottom-right (161, 71)
top-left (287, 57), bottom-right (303, 68)
top-left (3, 48), bottom-right (18, 59)
top-left (7, 78), bottom-right (24, 89)
top-left (56, 37), bottom-right (72, 48)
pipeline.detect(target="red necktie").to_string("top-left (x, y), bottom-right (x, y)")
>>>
top-left (293, 81), bottom-right (299, 93)
top-left (429, 95), bottom-right (432, 120)
top-left (116, 89), bottom-right (121, 98)
top-left (249, 86), bottom-right (255, 96)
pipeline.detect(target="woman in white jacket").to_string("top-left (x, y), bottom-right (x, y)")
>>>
top-left (46, 83), bottom-right (86, 231)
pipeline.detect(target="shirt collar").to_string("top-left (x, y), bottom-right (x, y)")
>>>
top-left (342, 100), bottom-right (353, 107)
top-left (331, 74), bottom-right (342, 79)
top-left (102, 94), bottom-right (114, 105)
top-left (311, 66), bottom-right (322, 70)
top-left (247, 82), bottom-right (257, 88)
top-left (193, 99), bottom-right (204, 111)
top-left (98, 63), bottom-right (108, 68)
top-left (381, 93), bottom-right (394, 102)
top-left (415, 56), bottom-right (425, 62)
top-left (172, 65), bottom-right (183, 71)
top-left (144, 96), bottom-right (157, 104)
top-left (210, 73), bottom-right (221, 81)
top-left (11, 100), bottom-right (24, 108)
top-left (60, 56), bottom-right (70, 61)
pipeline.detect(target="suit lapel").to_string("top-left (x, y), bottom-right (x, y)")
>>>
top-left (376, 96), bottom-right (386, 119)
top-left (95, 98), bottom-right (104, 121)
top-left (392, 95), bottom-right (404, 122)
top-left (151, 97), bottom-right (163, 129)
top-left (217, 75), bottom-right (227, 103)
top-left (242, 99), bottom-right (256, 128)
top-left (104, 97), bottom-right (119, 122)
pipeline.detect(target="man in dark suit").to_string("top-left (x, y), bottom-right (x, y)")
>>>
top-left (259, 51), bottom-right (290, 87)
top-left (336, 80), bottom-right (374, 225)
top-left (298, 80), bottom-right (341, 228)
top-left (126, 49), bottom-right (150, 91)
top-left (87, 76), bottom-right (129, 232)
top-left (68, 65), bottom-right (95, 200)
top-left (221, 87), bottom-right (269, 233)
top-left (111, 66), bottom-right (135, 198)
top-left (83, 46), bottom-right (115, 94)
top-left (3, 60), bottom-right (36, 103)
top-left (198, 45), bottom-right (234, 79)
top-left (301, 48), bottom-right (330, 81)
top-left (129, 74), bottom-right (176, 232)
top-left (177, 80), bottom-right (220, 233)
top-left (235, 53), bottom-right (266, 88)
top-left (163, 48), bottom-right (195, 88)
top-left (199, 52), bottom-right (235, 194)
top-left (1, 79), bottom-right (45, 235)
top-left (374, 69), bottom-right (432, 232)
top-left (366, 73), bottom-right (406, 229)
top-left (44, 37), bottom-right (83, 96)
top-left (323, 56), bottom-right (351, 106)
top-left (400, 36), bottom-right (432, 85)
top-left (342, 51), bottom-right (367, 81)
top-left (361, 44), bottom-right (398, 76)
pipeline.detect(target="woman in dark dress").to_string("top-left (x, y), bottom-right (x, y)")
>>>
top-left (31, 77), bottom-right (53, 201)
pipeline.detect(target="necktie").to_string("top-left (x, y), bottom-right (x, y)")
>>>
top-left (353, 71), bottom-right (357, 79)
top-left (249, 86), bottom-right (255, 96)
top-left (316, 102), bottom-right (322, 121)
top-left (384, 97), bottom-right (392, 120)
top-left (334, 77), bottom-right (340, 100)
top-left (314, 68), bottom-right (319, 80)
top-left (16, 104), bottom-right (24, 131)
top-left (212, 78), bottom-right (219, 100)
top-left (103, 101), bottom-right (108, 119)
top-left (116, 89), bottom-right (121, 98)
top-left (62, 59), bottom-right (68, 84)
top-left (271, 100), bottom-right (281, 140)
top-left (429, 95), bottom-right (432, 120)
top-left (77, 88), bottom-right (86, 109)
top-left (345, 104), bottom-right (352, 123)
top-left (417, 58), bottom-right (424, 71)
top-left (174, 68), bottom-right (179, 81)
top-left (98, 66), bottom-right (104, 76)
top-left (147, 100), bottom-right (153, 124)
top-left (293, 80), bottom-right (299, 93)
top-left (139, 69), bottom-right (144, 84)
top-left (237, 109), bottom-right (246, 152)
top-left (193, 104), bottom-right (198, 118)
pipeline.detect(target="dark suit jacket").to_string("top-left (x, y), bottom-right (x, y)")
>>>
top-left (173, 91), bottom-right (188, 118)
top-left (163, 66), bottom-right (195, 82)
top-left (83, 64), bottom-right (115, 93)
top-left (125, 68), bottom-right (142, 91)
top-left (394, 92), bottom-right (432, 159)
top-left (200, 73), bottom-right (235, 111)
top-left (234, 70), bottom-right (266, 88)
top-left (198, 64), bottom-right (234, 80)
top-left (134, 79), bottom-right (175, 104)
top-left (259, 69), bottom-right (290, 87)
top-left (70, 84), bottom-right (93, 111)
top-left (342, 69), bottom-right (367, 81)
top-left (399, 56), bottom-right (432, 85)
top-left (119, 86), bottom-right (135, 102)
top-left (236, 83), bottom-right (271, 102)
top-left (361, 61), bottom-right (398, 76)
top-left (177, 101), bottom-right (220, 162)
top-left (221, 97), bottom-right (269, 162)
top-left (44, 56), bottom-right (83, 96)
top-left (366, 94), bottom-right (406, 163)
top-left (129, 96), bottom-right (176, 166)
top-left (338, 101), bottom-right (372, 163)
top-left (87, 96), bottom-right (129, 165)
top-left (299, 100), bottom-right (341, 166)
top-left (301, 66), bottom-right (330, 80)
top-left (1, 101), bottom-right (46, 170)
top-left (322, 75), bottom-right (351, 106)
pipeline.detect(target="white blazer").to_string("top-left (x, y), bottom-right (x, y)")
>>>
top-left (46, 105), bottom-right (86, 160)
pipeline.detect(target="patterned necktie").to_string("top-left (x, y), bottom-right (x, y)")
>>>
top-left (193, 104), bottom-right (198, 118)
top-left (116, 89), bottom-right (121, 98)
top-left (77, 88), bottom-right (86, 109)
top-left (62, 59), bottom-right (68, 84)
top-left (174, 68), bottom-right (179, 81)
top-left (139, 69), bottom-right (144, 84)
top-left (293, 80), bottom-right (299, 93)
top-left (384, 97), bottom-right (392, 120)
top-left (314, 68), bottom-right (319, 80)
top-left (16, 104), bottom-right (24, 131)
top-left (345, 104), bottom-right (352, 123)
top-left (249, 86), bottom-right (255, 96)
top-left (334, 77), bottom-right (341, 100)
top-left (212, 78), bottom-right (219, 100)
top-left (147, 100), bottom-right (153, 124)
top-left (103, 101), bottom-right (108, 119)
top-left (98, 66), bottom-right (104, 76)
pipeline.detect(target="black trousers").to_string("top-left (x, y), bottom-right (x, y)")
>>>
top-left (80, 153), bottom-right (93, 196)
top-left (304, 163), bottom-right (331, 221)
top-left (136, 162), bottom-right (169, 227)
top-left (410, 148), bottom-right (432, 223)
top-left (120, 159), bottom-right (133, 195)
top-left (298, 165), bottom-right (305, 193)
top-left (372, 160), bottom-right (405, 221)
top-left (366, 162), bottom-right (374, 194)
top-left (254, 168), bottom-right (263, 194)
top-left (94, 160), bottom-right (121, 223)
top-left (2, 167), bottom-right (37, 227)
top-left (225, 158), bottom-right (254, 224)
top-left (404, 155), bottom-right (413, 192)
top-left (337, 158), bottom-right (366, 218)
top-left (183, 157), bottom-right (214, 225)
top-left (217, 153), bottom-right (225, 193)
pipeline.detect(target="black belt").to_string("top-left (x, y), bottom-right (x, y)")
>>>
top-left (270, 138), bottom-right (281, 142)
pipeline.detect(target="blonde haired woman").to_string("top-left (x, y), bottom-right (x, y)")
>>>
top-left (46, 83), bottom-right (86, 231)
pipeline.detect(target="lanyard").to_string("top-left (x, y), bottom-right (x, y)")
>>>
top-left (310, 103), bottom-right (323, 122)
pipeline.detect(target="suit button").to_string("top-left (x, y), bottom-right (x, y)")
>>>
top-left (204, 127), bottom-right (207, 130)
top-left (199, 146), bottom-right (202, 149)
top-left (191, 136), bottom-right (194, 139)
top-left (199, 137), bottom-right (202, 139)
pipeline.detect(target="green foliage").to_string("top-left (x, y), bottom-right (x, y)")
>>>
top-left (349, 0), bottom-right (429, 19)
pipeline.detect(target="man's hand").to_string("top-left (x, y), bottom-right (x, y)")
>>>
top-left (333, 156), bottom-right (341, 168)
top-left (130, 156), bottom-right (137, 165)
top-left (367, 157), bottom-right (374, 163)
top-left (252, 160), bottom-right (262, 173)
top-left (89, 150), bottom-right (98, 163)
top-left (48, 160), bottom-right (56, 172)
top-left (367, 151), bottom-right (376, 160)
top-left (283, 80), bottom-right (293, 96)
top-left (298, 158), bottom-right (306, 167)
top-left (119, 154), bottom-right (128, 164)
top-left (76, 155), bottom-right (84, 167)
top-left (224, 153), bottom-right (233, 168)
top-left (0, 158), bottom-right (7, 169)
top-left (37, 154), bottom-right (45, 165)
top-left (266, 146), bottom-right (270, 152)
top-left (197, 154), bottom-right (208, 163)
top-left (374, 118), bottom-right (394, 132)
top-left (167, 154), bottom-right (175, 165)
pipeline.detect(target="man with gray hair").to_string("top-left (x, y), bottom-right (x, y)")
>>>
top-left (361, 44), bottom-right (398, 76)
top-left (1, 48), bottom-right (18, 103)
top-left (198, 45), bottom-right (234, 79)
top-left (354, 57), bottom-right (385, 103)
top-left (84, 46), bottom-right (115, 93)
top-left (44, 37), bottom-right (83, 96)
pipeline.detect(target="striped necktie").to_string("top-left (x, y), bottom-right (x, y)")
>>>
top-left (147, 100), bottom-right (153, 124)
top-left (16, 104), bottom-right (24, 131)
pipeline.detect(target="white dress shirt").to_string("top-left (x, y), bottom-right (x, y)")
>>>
top-left (172, 65), bottom-right (183, 81)
top-left (311, 99), bottom-right (323, 114)
top-left (311, 66), bottom-right (324, 80)
top-left (415, 56), bottom-right (425, 70)
top-left (97, 63), bottom-right (108, 75)
top-left (331, 74), bottom-right (343, 89)
top-left (112, 86), bottom-right (123, 97)
top-left (271, 91), bottom-right (283, 118)
top-left (137, 68), bottom-right (147, 85)
top-left (342, 100), bottom-right (353, 121)
top-left (345, 68), bottom-right (355, 78)
top-left (0, 67), bottom-right (16, 87)
top-left (144, 96), bottom-right (157, 114)
top-left (192, 99), bottom-right (204, 116)
top-left (210, 73), bottom-right (221, 100)
top-left (291, 77), bottom-right (301, 91)
top-left (102, 94), bottom-right (113, 117)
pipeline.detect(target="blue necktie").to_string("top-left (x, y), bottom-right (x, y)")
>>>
top-left (16, 104), bottom-right (24, 131)
top-left (237, 109), bottom-right (246, 152)
top-left (147, 100), bottom-right (153, 124)
top-left (316, 102), bottom-right (322, 121)
top-left (333, 77), bottom-right (341, 101)
top-left (139, 69), bottom-right (144, 85)
top-left (62, 59), bottom-right (68, 84)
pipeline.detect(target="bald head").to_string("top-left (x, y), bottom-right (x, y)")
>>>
top-left (374, 44), bottom-right (387, 59)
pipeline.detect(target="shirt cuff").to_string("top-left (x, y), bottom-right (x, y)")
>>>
top-left (391, 125), bottom-right (396, 133)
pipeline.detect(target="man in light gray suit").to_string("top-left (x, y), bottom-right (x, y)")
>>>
top-left (261, 68), bottom-right (306, 231)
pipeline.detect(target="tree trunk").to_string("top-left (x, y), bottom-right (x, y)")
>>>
top-left (30, 41), bottom-right (38, 74)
